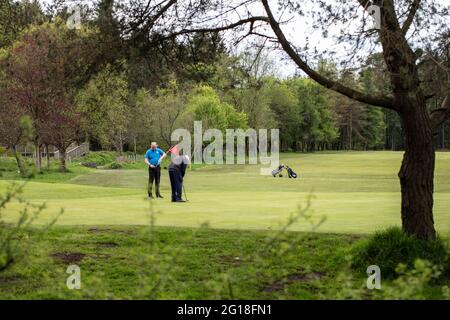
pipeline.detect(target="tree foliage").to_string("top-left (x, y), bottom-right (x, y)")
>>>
top-left (188, 85), bottom-right (248, 132)
top-left (77, 65), bottom-right (131, 154)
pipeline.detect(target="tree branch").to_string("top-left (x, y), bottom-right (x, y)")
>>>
top-left (430, 95), bottom-right (450, 129)
top-left (162, 16), bottom-right (270, 40)
top-left (261, 0), bottom-right (396, 110)
top-left (127, 0), bottom-right (177, 37)
top-left (147, 0), bottom-right (177, 26)
top-left (401, 0), bottom-right (421, 35)
top-left (356, 0), bottom-right (372, 8)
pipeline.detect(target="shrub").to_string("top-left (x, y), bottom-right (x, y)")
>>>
top-left (350, 227), bottom-right (449, 279)
top-left (78, 151), bottom-right (117, 166)
top-left (334, 258), bottom-right (448, 300)
top-left (0, 157), bottom-right (20, 172)
top-left (109, 161), bottom-right (123, 169)
top-left (81, 162), bottom-right (98, 168)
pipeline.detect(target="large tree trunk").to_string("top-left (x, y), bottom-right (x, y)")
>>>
top-left (378, 4), bottom-right (437, 239)
top-left (398, 107), bottom-right (436, 239)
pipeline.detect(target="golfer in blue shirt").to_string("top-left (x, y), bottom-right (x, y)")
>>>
top-left (144, 142), bottom-right (166, 199)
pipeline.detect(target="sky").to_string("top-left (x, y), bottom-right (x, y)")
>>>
top-left (36, 0), bottom-right (449, 78)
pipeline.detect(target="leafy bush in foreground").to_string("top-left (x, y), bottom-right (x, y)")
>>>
top-left (0, 183), bottom-right (61, 273)
top-left (350, 226), bottom-right (449, 279)
top-left (334, 258), bottom-right (449, 300)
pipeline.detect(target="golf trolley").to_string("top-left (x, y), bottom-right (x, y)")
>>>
top-left (271, 164), bottom-right (298, 178)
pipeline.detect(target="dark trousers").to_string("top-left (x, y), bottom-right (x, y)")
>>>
top-left (148, 166), bottom-right (161, 196)
top-left (168, 169), bottom-right (183, 201)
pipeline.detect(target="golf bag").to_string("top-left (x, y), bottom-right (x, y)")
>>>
top-left (286, 166), bottom-right (297, 178)
top-left (271, 164), bottom-right (285, 177)
top-left (271, 164), bottom-right (298, 178)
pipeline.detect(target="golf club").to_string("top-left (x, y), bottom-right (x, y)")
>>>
top-left (183, 183), bottom-right (189, 201)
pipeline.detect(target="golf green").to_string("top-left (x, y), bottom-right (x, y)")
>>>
top-left (1, 151), bottom-right (449, 234)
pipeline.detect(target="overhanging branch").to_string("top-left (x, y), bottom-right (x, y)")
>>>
top-left (402, 0), bottom-right (421, 35)
top-left (261, 0), bottom-right (396, 110)
top-left (127, 0), bottom-right (178, 37)
top-left (161, 16), bottom-right (270, 40)
top-left (430, 95), bottom-right (450, 129)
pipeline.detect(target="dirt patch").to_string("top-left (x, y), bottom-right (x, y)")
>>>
top-left (51, 251), bottom-right (113, 262)
top-left (51, 252), bottom-right (86, 264)
top-left (98, 242), bottom-right (119, 248)
top-left (348, 234), bottom-right (364, 242)
top-left (87, 227), bottom-right (133, 235)
top-left (90, 253), bottom-right (111, 260)
top-left (0, 275), bottom-right (22, 284)
top-left (87, 227), bottom-right (111, 233)
top-left (263, 269), bottom-right (326, 293)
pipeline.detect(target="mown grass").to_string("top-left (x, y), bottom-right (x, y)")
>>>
top-left (1, 151), bottom-right (449, 299)
top-left (1, 151), bottom-right (449, 234)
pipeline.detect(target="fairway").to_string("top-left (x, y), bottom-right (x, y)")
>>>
top-left (1, 151), bottom-right (449, 234)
